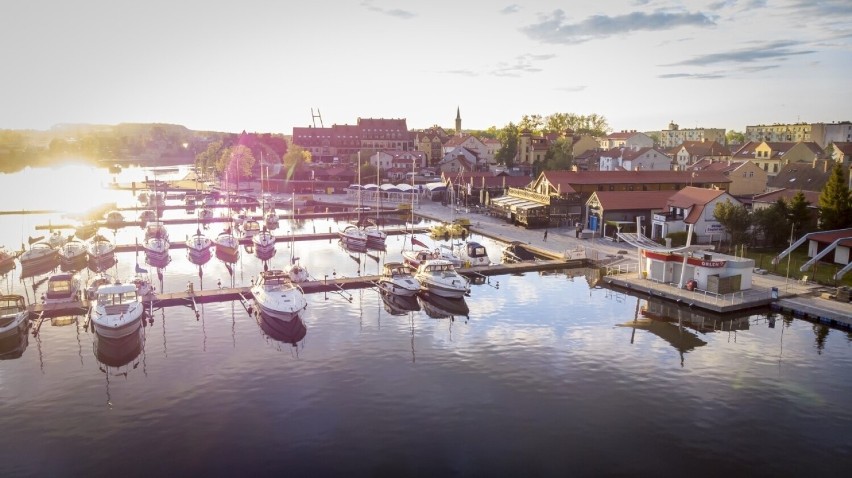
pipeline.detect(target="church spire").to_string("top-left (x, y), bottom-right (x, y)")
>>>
top-left (455, 106), bottom-right (462, 136)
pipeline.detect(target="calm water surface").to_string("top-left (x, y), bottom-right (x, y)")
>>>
top-left (1, 166), bottom-right (852, 477)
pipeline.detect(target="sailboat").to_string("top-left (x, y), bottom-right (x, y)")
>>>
top-left (253, 163), bottom-right (277, 259)
top-left (186, 177), bottom-right (212, 263)
top-left (262, 164), bottom-right (279, 229)
top-left (283, 192), bottom-right (309, 283)
top-left (214, 171), bottom-right (240, 260)
top-left (338, 153), bottom-right (368, 249)
top-left (363, 159), bottom-right (387, 249)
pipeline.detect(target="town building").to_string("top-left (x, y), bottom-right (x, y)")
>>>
top-left (745, 121), bottom-right (852, 148)
top-left (292, 118), bottom-right (414, 164)
top-left (598, 147), bottom-right (672, 172)
top-left (650, 186), bottom-right (740, 243)
top-left (669, 140), bottom-right (730, 170)
top-left (686, 159), bottom-right (767, 197)
top-left (659, 122), bottom-right (726, 149)
top-left (584, 190), bottom-right (673, 240)
top-left (597, 130), bottom-right (654, 150)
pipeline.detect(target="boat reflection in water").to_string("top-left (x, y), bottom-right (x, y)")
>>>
top-left (255, 310), bottom-right (307, 348)
top-left (380, 289), bottom-right (420, 316)
top-left (94, 326), bottom-right (144, 375)
top-left (0, 321), bottom-right (29, 360)
top-left (418, 291), bottom-right (469, 320)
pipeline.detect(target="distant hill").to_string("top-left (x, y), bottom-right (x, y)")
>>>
top-left (0, 123), bottom-right (287, 173)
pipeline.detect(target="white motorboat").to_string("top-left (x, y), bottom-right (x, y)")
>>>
top-left (105, 210), bottom-right (124, 228)
top-left (378, 262), bottom-right (420, 297)
top-left (414, 259), bottom-right (470, 299)
top-left (86, 234), bottom-right (116, 265)
top-left (44, 272), bottom-right (81, 304)
top-left (19, 242), bottom-right (58, 268)
top-left (186, 229), bottom-right (213, 261)
top-left (459, 241), bottom-right (491, 266)
top-left (338, 224), bottom-right (368, 250)
top-left (214, 228), bottom-right (240, 257)
top-left (0, 295), bottom-right (28, 339)
top-left (90, 282), bottom-right (145, 338)
top-left (250, 270), bottom-right (308, 322)
top-left (401, 237), bottom-right (463, 269)
top-left (252, 228), bottom-right (276, 257)
top-left (58, 239), bottom-right (87, 265)
top-left (241, 219), bottom-right (261, 238)
top-left (264, 210), bottom-right (279, 229)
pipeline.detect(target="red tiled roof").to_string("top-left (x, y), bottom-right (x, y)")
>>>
top-left (542, 170), bottom-right (731, 187)
top-left (752, 188), bottom-right (820, 205)
top-left (590, 191), bottom-right (673, 211)
top-left (667, 186), bottom-right (726, 208)
top-left (805, 228), bottom-right (852, 245)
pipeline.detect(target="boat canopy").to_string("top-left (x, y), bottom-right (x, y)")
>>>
top-left (424, 182), bottom-right (446, 192)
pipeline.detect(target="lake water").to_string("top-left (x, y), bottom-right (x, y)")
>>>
top-left (1, 165), bottom-right (851, 477)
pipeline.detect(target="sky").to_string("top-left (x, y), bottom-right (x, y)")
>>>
top-left (2, 0), bottom-right (851, 135)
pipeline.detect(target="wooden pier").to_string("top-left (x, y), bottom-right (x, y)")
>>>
top-left (27, 259), bottom-right (587, 318)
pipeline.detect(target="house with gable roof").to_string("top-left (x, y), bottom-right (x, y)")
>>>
top-left (599, 147), bottom-right (672, 171)
top-left (686, 159), bottom-right (767, 197)
top-left (438, 147), bottom-right (481, 174)
top-left (650, 186), bottom-right (740, 243)
top-left (585, 190), bottom-right (673, 240)
top-left (826, 142), bottom-right (852, 165)
top-left (442, 134), bottom-right (491, 163)
top-left (767, 158), bottom-right (835, 192)
top-left (669, 140), bottom-right (731, 170)
top-left (598, 130), bottom-right (654, 150)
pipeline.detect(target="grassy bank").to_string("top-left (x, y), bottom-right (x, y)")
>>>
top-left (743, 247), bottom-right (852, 288)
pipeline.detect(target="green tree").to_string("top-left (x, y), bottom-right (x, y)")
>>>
top-left (752, 199), bottom-right (789, 247)
top-left (545, 113), bottom-right (572, 133)
top-left (518, 114), bottom-right (544, 134)
top-left (543, 137), bottom-right (574, 171)
top-left (195, 140), bottom-right (223, 179)
top-left (282, 144), bottom-right (311, 180)
top-left (359, 162), bottom-right (377, 184)
top-left (216, 145), bottom-right (256, 187)
top-left (818, 163), bottom-right (852, 230)
top-left (726, 130), bottom-right (745, 145)
top-left (788, 191), bottom-right (814, 235)
top-left (713, 199), bottom-right (752, 247)
top-left (495, 123), bottom-right (518, 167)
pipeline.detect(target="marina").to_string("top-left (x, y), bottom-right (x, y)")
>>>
top-left (1, 164), bottom-right (851, 477)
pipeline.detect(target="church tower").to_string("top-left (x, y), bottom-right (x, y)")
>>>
top-left (455, 107), bottom-right (462, 136)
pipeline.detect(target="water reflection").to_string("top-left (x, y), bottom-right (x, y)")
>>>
top-left (380, 290), bottom-right (420, 316)
top-left (0, 321), bottom-right (29, 360)
top-left (255, 311), bottom-right (307, 349)
top-left (418, 292), bottom-right (469, 320)
top-left (93, 326), bottom-right (145, 407)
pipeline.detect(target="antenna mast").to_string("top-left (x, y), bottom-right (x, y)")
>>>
top-left (311, 108), bottom-right (324, 128)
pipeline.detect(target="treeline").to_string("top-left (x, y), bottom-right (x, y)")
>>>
top-left (0, 124), bottom-right (287, 173)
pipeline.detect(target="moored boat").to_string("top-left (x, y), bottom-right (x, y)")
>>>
top-left (105, 211), bottom-right (124, 228)
top-left (251, 228), bottom-right (276, 257)
top-left (459, 241), bottom-right (492, 266)
top-left (414, 259), bottom-right (470, 299)
top-left (19, 242), bottom-right (58, 268)
top-left (250, 270), bottom-right (308, 322)
top-left (58, 239), bottom-right (87, 266)
top-left (43, 272), bottom-right (81, 304)
top-left (241, 219), bottom-right (261, 238)
top-left (90, 282), bottom-right (145, 339)
top-left (378, 262), bottom-right (420, 297)
top-left (338, 224), bottom-right (368, 250)
top-left (86, 234), bottom-right (116, 265)
top-left (186, 229), bottom-right (213, 263)
top-left (0, 295), bottom-right (28, 339)
top-left (214, 228), bottom-right (240, 257)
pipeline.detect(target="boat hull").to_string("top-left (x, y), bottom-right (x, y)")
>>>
top-left (92, 306), bottom-right (144, 339)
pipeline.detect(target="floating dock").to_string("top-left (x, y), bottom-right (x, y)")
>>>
top-left (27, 258), bottom-right (589, 318)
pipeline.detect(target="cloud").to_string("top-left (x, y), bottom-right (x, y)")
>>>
top-left (665, 40), bottom-right (816, 66)
top-left (360, 1), bottom-right (416, 19)
top-left (491, 53), bottom-right (556, 77)
top-left (556, 85), bottom-right (588, 92)
top-left (658, 72), bottom-right (726, 79)
top-left (520, 10), bottom-right (716, 44)
top-left (501, 4), bottom-right (520, 14)
top-left (787, 0), bottom-right (852, 18)
top-left (443, 53), bottom-right (555, 78)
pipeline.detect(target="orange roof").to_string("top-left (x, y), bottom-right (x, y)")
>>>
top-left (542, 170), bottom-right (730, 188)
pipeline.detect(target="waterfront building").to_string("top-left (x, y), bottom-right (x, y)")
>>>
top-left (598, 147), bottom-right (672, 172)
top-left (650, 186), bottom-right (740, 243)
top-left (292, 118), bottom-right (414, 164)
top-left (642, 249), bottom-right (755, 292)
top-left (584, 190), bottom-right (672, 240)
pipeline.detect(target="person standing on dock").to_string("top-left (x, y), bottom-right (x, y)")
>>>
top-left (543, 229), bottom-right (548, 242)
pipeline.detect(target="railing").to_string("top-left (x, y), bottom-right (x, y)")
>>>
top-left (605, 262), bottom-right (638, 276)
